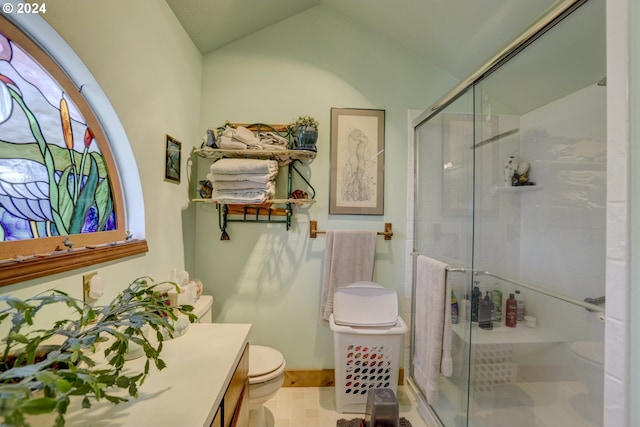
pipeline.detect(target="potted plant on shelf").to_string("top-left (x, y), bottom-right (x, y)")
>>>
top-left (287, 115), bottom-right (319, 151)
top-left (0, 276), bottom-right (196, 427)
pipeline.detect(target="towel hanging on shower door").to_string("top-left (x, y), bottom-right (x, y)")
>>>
top-left (413, 255), bottom-right (453, 404)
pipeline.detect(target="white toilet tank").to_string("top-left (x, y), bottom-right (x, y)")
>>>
top-left (193, 295), bottom-right (214, 323)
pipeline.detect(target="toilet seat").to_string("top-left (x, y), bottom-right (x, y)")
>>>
top-left (249, 345), bottom-right (285, 385)
top-left (570, 341), bottom-right (604, 366)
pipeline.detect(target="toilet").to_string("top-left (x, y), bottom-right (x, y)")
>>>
top-left (569, 340), bottom-right (604, 424)
top-left (248, 345), bottom-right (286, 427)
top-left (570, 340), bottom-right (604, 395)
top-left (196, 295), bottom-right (285, 427)
top-left (192, 295), bottom-right (214, 323)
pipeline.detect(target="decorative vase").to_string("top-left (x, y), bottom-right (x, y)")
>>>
top-left (294, 125), bottom-right (318, 151)
top-left (504, 155), bottom-right (518, 187)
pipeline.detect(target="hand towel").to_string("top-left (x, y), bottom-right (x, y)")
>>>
top-left (210, 158), bottom-right (278, 175)
top-left (413, 255), bottom-right (452, 405)
top-left (320, 230), bottom-right (377, 323)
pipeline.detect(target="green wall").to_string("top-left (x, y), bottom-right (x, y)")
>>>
top-left (196, 5), bottom-right (456, 369)
top-left (2, 1), bottom-right (456, 372)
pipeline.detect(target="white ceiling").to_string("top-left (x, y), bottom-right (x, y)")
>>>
top-left (165, 0), bottom-right (561, 80)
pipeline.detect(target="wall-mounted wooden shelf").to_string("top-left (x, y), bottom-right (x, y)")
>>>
top-left (193, 123), bottom-right (316, 239)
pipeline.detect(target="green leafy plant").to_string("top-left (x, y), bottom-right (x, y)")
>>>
top-left (0, 276), bottom-right (196, 427)
top-left (286, 115), bottom-right (319, 131)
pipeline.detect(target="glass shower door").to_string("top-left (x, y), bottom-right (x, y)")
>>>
top-left (468, 0), bottom-right (606, 425)
top-left (412, 93), bottom-right (475, 427)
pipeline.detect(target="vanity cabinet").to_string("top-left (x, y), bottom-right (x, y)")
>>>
top-left (215, 343), bottom-right (249, 427)
top-left (193, 123), bottom-right (317, 239)
top-left (60, 324), bottom-right (252, 427)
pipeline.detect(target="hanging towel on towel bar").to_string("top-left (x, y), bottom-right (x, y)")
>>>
top-left (320, 230), bottom-right (377, 323)
top-left (414, 255), bottom-right (453, 404)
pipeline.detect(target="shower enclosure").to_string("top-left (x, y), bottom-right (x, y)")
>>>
top-left (409, 0), bottom-right (606, 426)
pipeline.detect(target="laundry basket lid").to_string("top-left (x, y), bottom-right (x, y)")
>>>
top-left (333, 281), bottom-right (398, 327)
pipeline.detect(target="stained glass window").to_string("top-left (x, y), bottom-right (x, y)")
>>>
top-left (0, 34), bottom-right (116, 241)
top-left (0, 14), bottom-right (146, 286)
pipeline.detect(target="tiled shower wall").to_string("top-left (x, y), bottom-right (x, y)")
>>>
top-left (605, 0), bottom-right (631, 426)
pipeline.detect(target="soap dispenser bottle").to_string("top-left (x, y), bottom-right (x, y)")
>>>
top-left (478, 291), bottom-right (494, 330)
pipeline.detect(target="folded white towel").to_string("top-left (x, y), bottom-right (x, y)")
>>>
top-left (210, 158), bottom-right (278, 175)
top-left (208, 170), bottom-right (277, 183)
top-left (413, 255), bottom-right (452, 405)
top-left (262, 143), bottom-right (287, 151)
top-left (234, 126), bottom-right (261, 146)
top-left (320, 230), bottom-right (377, 323)
top-left (211, 186), bottom-right (275, 204)
top-left (259, 132), bottom-right (289, 147)
top-left (213, 180), bottom-right (275, 192)
top-left (219, 136), bottom-right (247, 150)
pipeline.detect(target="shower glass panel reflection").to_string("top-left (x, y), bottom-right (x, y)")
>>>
top-left (411, 0), bottom-right (605, 426)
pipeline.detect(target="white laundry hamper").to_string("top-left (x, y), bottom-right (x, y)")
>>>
top-left (329, 282), bottom-right (408, 413)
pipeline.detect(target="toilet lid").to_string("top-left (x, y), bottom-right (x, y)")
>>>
top-left (249, 345), bottom-right (285, 377)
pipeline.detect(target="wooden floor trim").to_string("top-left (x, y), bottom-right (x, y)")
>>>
top-left (283, 369), bottom-right (404, 387)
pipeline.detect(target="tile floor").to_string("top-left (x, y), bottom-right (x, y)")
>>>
top-left (263, 386), bottom-right (431, 427)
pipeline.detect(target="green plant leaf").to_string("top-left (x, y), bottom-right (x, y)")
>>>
top-left (115, 376), bottom-right (130, 388)
top-left (20, 397), bottom-right (57, 415)
top-left (81, 396), bottom-right (91, 409)
top-left (35, 370), bottom-right (59, 384)
top-left (4, 297), bottom-right (31, 312)
top-left (56, 379), bottom-right (72, 394)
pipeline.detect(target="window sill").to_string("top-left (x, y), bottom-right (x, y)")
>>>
top-left (0, 239), bottom-right (148, 287)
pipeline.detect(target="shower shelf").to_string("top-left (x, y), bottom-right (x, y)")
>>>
top-left (451, 323), bottom-right (564, 346)
top-left (494, 185), bottom-right (543, 193)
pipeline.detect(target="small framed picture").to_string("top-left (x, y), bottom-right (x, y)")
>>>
top-left (164, 134), bottom-right (181, 183)
top-left (329, 108), bottom-right (385, 215)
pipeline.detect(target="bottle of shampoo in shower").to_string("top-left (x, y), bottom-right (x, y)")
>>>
top-left (515, 290), bottom-right (525, 321)
top-left (471, 283), bottom-right (481, 322)
top-left (506, 293), bottom-right (517, 327)
top-left (478, 291), bottom-right (494, 330)
top-left (491, 284), bottom-right (503, 323)
top-left (451, 290), bottom-right (459, 324)
top-left (460, 293), bottom-right (470, 321)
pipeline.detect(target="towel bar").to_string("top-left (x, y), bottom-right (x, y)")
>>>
top-left (309, 220), bottom-right (393, 240)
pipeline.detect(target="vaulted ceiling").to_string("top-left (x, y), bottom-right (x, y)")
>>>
top-left (165, 0), bottom-right (561, 80)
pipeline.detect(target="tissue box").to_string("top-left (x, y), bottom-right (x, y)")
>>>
top-left (168, 282), bottom-right (197, 307)
top-left (364, 388), bottom-right (399, 427)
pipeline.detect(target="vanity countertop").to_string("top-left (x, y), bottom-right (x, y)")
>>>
top-left (58, 323), bottom-right (251, 427)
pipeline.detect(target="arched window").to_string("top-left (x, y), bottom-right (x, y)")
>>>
top-left (0, 13), bottom-right (147, 286)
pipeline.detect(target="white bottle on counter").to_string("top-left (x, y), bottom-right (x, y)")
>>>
top-left (515, 290), bottom-right (525, 322)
